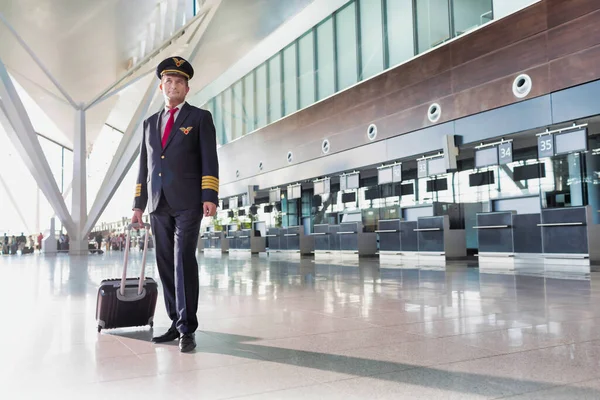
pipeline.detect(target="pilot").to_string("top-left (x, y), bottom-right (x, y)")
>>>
top-left (132, 56), bottom-right (219, 352)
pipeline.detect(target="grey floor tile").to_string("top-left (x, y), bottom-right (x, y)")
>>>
top-left (3, 252), bottom-right (600, 399)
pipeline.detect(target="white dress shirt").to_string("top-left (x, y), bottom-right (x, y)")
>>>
top-left (160, 101), bottom-right (186, 139)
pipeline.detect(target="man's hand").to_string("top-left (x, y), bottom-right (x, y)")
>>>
top-left (203, 201), bottom-right (217, 218)
top-left (131, 209), bottom-right (143, 229)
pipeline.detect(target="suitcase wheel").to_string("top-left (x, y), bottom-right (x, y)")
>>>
top-left (97, 325), bottom-right (102, 333)
top-left (149, 321), bottom-right (154, 328)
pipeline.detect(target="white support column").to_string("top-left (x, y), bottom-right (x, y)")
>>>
top-left (70, 108), bottom-right (88, 255)
top-left (0, 60), bottom-right (75, 235)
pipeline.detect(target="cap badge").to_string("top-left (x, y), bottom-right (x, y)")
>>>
top-left (173, 58), bottom-right (186, 67)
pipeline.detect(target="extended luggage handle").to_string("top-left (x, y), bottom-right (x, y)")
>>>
top-left (120, 222), bottom-right (151, 296)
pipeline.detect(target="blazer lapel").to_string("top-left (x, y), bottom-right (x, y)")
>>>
top-left (163, 102), bottom-right (191, 150)
top-left (153, 111), bottom-right (162, 150)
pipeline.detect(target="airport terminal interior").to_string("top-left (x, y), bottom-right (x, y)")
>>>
top-left (2, 0), bottom-right (600, 398)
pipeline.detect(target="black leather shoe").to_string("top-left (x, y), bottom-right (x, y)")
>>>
top-left (151, 327), bottom-right (180, 343)
top-left (179, 333), bottom-right (196, 353)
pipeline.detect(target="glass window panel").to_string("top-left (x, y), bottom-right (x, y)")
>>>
top-left (416, 0), bottom-right (450, 54)
top-left (232, 80), bottom-right (244, 139)
top-left (213, 93), bottom-right (227, 145)
top-left (244, 72), bottom-right (255, 133)
top-left (223, 87), bottom-right (233, 143)
top-left (359, 0), bottom-right (384, 80)
top-left (298, 31), bottom-right (315, 109)
top-left (453, 0), bottom-right (493, 37)
top-left (268, 54), bottom-right (283, 123)
top-left (493, 0), bottom-right (536, 19)
top-left (283, 44), bottom-right (298, 116)
top-left (336, 2), bottom-right (358, 91)
top-left (316, 17), bottom-right (335, 100)
top-left (386, 0), bottom-right (415, 67)
top-left (255, 63), bottom-right (268, 129)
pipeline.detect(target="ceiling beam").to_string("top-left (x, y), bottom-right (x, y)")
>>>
top-left (0, 59), bottom-right (75, 235)
top-left (83, 1), bottom-right (214, 111)
top-left (0, 12), bottom-right (78, 109)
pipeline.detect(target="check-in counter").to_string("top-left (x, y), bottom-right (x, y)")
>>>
top-left (267, 226), bottom-right (314, 255)
top-left (475, 211), bottom-right (515, 254)
top-left (512, 213), bottom-right (542, 254)
top-left (199, 231), bottom-right (227, 253)
top-left (313, 224), bottom-right (330, 252)
top-left (539, 206), bottom-right (600, 264)
top-left (226, 226), bottom-right (266, 254)
top-left (377, 216), bottom-right (465, 260)
top-left (400, 221), bottom-right (418, 252)
top-left (415, 216), bottom-right (466, 258)
top-left (329, 225), bottom-right (341, 251)
top-left (266, 227), bottom-right (282, 251)
top-left (476, 205), bottom-right (600, 270)
top-left (377, 219), bottom-right (401, 253)
top-left (312, 222), bottom-right (376, 256)
top-left (339, 222), bottom-right (377, 256)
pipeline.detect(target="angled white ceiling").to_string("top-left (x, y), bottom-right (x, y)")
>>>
top-left (0, 0), bottom-right (314, 149)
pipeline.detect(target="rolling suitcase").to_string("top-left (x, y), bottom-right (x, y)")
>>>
top-left (95, 223), bottom-right (158, 332)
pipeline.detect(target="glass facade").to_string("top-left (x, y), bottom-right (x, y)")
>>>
top-left (359, 0), bottom-right (384, 80)
top-left (416, 0), bottom-right (451, 53)
top-left (316, 18), bottom-right (336, 100)
top-left (298, 31), bottom-right (316, 109)
top-left (282, 44), bottom-right (298, 116)
top-left (198, 0), bottom-right (501, 145)
top-left (268, 54), bottom-right (283, 124)
top-left (336, 2), bottom-right (358, 91)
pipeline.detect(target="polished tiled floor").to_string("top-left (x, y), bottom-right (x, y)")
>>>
top-left (2, 251), bottom-right (600, 399)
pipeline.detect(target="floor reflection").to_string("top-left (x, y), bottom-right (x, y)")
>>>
top-left (1, 251), bottom-right (599, 399)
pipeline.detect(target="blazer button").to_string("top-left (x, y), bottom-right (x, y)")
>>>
top-left (158, 173), bottom-right (162, 177)
top-left (161, 155), bottom-right (165, 159)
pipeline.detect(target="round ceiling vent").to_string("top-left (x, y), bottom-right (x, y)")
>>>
top-left (367, 124), bottom-right (378, 141)
top-left (322, 139), bottom-right (330, 154)
top-left (287, 151), bottom-right (293, 164)
top-left (427, 103), bottom-right (441, 123)
top-left (513, 74), bottom-right (532, 98)
top-left (258, 161), bottom-right (264, 171)
top-left (235, 170), bottom-right (240, 178)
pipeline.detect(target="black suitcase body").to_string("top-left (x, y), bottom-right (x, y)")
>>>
top-left (95, 223), bottom-right (157, 332)
top-left (96, 277), bottom-right (158, 331)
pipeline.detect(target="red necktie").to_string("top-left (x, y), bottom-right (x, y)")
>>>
top-left (162, 108), bottom-right (178, 148)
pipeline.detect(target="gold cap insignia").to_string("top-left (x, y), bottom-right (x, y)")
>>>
top-left (173, 58), bottom-right (186, 67)
top-left (180, 126), bottom-right (193, 135)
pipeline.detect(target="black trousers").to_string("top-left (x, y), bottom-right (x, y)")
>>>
top-left (150, 194), bottom-right (202, 334)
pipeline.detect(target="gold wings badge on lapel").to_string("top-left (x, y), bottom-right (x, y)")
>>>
top-left (180, 126), bottom-right (193, 135)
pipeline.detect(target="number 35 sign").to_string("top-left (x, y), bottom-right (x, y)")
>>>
top-left (537, 135), bottom-right (554, 158)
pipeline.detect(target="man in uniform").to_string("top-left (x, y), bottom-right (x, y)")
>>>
top-left (131, 56), bottom-right (219, 352)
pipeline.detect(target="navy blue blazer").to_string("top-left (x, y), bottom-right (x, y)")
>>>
top-left (133, 102), bottom-right (219, 214)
